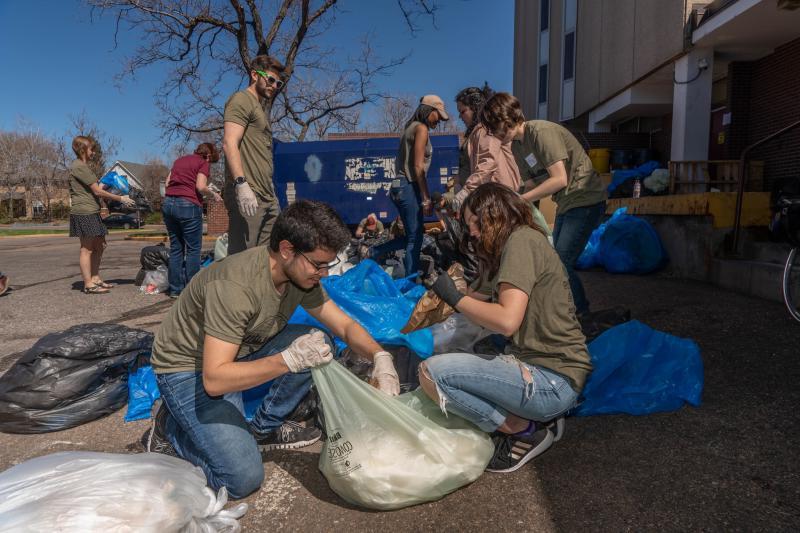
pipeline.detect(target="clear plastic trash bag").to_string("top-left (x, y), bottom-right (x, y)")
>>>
top-left (429, 313), bottom-right (490, 355)
top-left (0, 452), bottom-right (248, 532)
top-left (140, 265), bottom-right (169, 294)
top-left (313, 361), bottom-right (493, 510)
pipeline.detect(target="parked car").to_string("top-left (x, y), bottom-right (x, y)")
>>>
top-left (102, 213), bottom-right (143, 230)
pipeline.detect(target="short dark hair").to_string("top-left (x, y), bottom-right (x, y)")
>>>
top-left (480, 92), bottom-right (525, 138)
top-left (269, 200), bottom-right (351, 253)
top-left (250, 55), bottom-right (285, 79)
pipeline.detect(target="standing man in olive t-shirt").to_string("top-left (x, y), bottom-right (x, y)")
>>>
top-left (222, 55), bottom-right (285, 255)
top-left (481, 93), bottom-right (607, 317)
top-left (146, 200), bottom-right (401, 499)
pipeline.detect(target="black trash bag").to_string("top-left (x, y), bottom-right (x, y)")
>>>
top-left (141, 243), bottom-right (170, 271)
top-left (107, 188), bottom-right (152, 214)
top-left (0, 324), bottom-right (153, 434)
top-left (436, 213), bottom-right (480, 283)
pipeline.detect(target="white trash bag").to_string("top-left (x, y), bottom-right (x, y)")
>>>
top-left (313, 361), bottom-right (493, 510)
top-left (214, 233), bottom-right (229, 262)
top-left (140, 265), bottom-right (169, 294)
top-left (429, 313), bottom-right (490, 354)
top-left (0, 452), bottom-right (248, 532)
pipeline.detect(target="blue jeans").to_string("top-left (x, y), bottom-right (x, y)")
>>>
top-left (162, 196), bottom-right (203, 295)
top-left (552, 201), bottom-right (606, 315)
top-left (155, 324), bottom-right (331, 498)
top-left (371, 180), bottom-right (424, 275)
top-left (423, 353), bottom-right (578, 433)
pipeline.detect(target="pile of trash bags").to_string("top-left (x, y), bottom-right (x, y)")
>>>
top-left (0, 452), bottom-right (248, 531)
top-left (577, 207), bottom-right (668, 274)
top-left (608, 161), bottom-right (670, 198)
top-left (0, 324), bottom-right (153, 434)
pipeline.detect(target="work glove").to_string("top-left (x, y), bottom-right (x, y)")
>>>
top-left (280, 331), bottom-right (332, 373)
top-left (424, 270), bottom-right (465, 309)
top-left (371, 351), bottom-right (400, 396)
top-left (119, 195), bottom-right (136, 208)
top-left (235, 181), bottom-right (259, 217)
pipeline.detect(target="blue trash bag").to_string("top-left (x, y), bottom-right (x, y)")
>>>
top-left (574, 320), bottom-right (703, 416)
top-left (289, 259), bottom-right (433, 357)
top-left (607, 160), bottom-right (661, 194)
top-left (576, 207), bottom-right (667, 274)
top-left (124, 365), bottom-right (160, 422)
top-left (99, 171), bottom-right (130, 195)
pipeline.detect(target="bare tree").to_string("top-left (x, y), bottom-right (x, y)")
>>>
top-left (87, 0), bottom-right (440, 142)
top-left (67, 111), bottom-right (121, 177)
top-left (139, 157), bottom-right (170, 210)
top-left (370, 94), bottom-right (417, 133)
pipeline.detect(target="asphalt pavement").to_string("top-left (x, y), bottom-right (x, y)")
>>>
top-left (0, 234), bottom-right (798, 532)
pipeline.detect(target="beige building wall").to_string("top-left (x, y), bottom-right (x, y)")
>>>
top-left (516, 0), bottom-right (689, 121)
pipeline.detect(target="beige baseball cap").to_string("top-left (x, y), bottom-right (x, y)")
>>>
top-left (420, 94), bottom-right (450, 121)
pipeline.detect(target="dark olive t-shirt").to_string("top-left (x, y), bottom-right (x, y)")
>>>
top-left (151, 246), bottom-right (328, 373)
top-left (512, 120), bottom-right (606, 214)
top-left (69, 159), bottom-right (100, 215)
top-left (492, 226), bottom-right (592, 391)
top-left (223, 90), bottom-right (276, 202)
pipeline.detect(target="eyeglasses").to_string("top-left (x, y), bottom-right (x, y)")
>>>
top-left (297, 250), bottom-right (340, 273)
top-left (254, 70), bottom-right (284, 89)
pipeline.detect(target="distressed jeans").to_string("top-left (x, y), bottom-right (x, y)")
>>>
top-left (423, 353), bottom-right (578, 433)
top-left (155, 324), bottom-right (331, 498)
top-left (552, 201), bottom-right (607, 315)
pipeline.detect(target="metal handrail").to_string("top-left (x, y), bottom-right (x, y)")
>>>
top-left (731, 119), bottom-right (800, 253)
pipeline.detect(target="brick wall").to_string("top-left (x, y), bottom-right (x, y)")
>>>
top-left (726, 37), bottom-right (800, 193)
top-left (207, 198), bottom-right (228, 236)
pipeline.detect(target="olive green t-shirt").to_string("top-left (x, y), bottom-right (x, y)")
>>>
top-left (512, 120), bottom-right (606, 215)
top-left (491, 226), bottom-right (592, 391)
top-left (151, 246), bottom-right (328, 374)
top-left (223, 90), bottom-right (276, 202)
top-left (69, 159), bottom-right (100, 215)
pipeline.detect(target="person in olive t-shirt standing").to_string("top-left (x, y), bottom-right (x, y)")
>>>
top-left (481, 93), bottom-right (607, 317)
top-left (68, 135), bottom-right (135, 294)
top-left (146, 200), bottom-right (401, 499)
top-left (420, 183), bottom-right (592, 473)
top-left (222, 55), bottom-right (285, 255)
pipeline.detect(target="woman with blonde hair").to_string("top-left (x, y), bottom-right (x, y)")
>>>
top-left (68, 135), bottom-right (135, 294)
top-left (162, 142), bottom-right (222, 298)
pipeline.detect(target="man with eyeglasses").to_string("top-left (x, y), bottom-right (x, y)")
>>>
top-left (147, 200), bottom-right (401, 499)
top-left (222, 55), bottom-right (287, 255)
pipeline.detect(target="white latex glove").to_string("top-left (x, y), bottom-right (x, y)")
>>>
top-left (372, 351), bottom-right (400, 396)
top-left (235, 182), bottom-right (259, 217)
top-left (119, 195), bottom-right (136, 208)
top-left (280, 331), bottom-right (332, 373)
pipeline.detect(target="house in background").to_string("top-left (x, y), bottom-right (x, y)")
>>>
top-left (106, 161), bottom-right (147, 191)
top-left (513, 0), bottom-right (800, 301)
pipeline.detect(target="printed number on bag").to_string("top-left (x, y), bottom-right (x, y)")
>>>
top-left (327, 429), bottom-right (362, 477)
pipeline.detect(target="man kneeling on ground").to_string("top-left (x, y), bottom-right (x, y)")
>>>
top-left (147, 200), bottom-right (401, 499)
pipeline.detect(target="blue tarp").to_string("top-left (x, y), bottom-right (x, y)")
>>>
top-left (576, 207), bottom-right (667, 274)
top-left (575, 320), bottom-right (704, 416)
top-left (608, 160), bottom-right (661, 194)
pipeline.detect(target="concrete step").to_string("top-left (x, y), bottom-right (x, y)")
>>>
top-left (740, 241), bottom-right (794, 264)
top-left (712, 256), bottom-right (800, 303)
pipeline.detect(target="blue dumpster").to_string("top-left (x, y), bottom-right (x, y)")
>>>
top-left (273, 135), bottom-right (460, 225)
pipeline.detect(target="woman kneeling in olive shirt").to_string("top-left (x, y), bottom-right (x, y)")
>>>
top-left (419, 183), bottom-right (592, 473)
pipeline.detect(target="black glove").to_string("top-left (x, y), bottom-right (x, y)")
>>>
top-left (426, 271), bottom-right (464, 309)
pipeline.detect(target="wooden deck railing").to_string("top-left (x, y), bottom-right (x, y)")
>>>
top-left (668, 160), bottom-right (763, 194)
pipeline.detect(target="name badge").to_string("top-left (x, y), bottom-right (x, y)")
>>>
top-left (525, 153), bottom-right (538, 167)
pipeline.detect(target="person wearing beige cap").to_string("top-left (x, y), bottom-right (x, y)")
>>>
top-left (369, 95), bottom-right (449, 276)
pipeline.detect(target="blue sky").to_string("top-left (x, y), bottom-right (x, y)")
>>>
top-left (0, 0), bottom-right (513, 163)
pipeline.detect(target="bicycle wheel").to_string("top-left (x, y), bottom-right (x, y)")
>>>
top-left (783, 247), bottom-right (800, 323)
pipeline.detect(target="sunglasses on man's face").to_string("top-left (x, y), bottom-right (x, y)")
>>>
top-left (254, 70), bottom-right (284, 89)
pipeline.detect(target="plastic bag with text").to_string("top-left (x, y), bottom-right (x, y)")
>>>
top-left (313, 361), bottom-right (493, 510)
top-left (0, 451), bottom-right (248, 532)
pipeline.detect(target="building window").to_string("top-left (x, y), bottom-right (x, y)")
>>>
top-left (540, 0), bottom-right (549, 31)
top-left (563, 31), bottom-right (575, 81)
top-left (538, 65), bottom-right (548, 104)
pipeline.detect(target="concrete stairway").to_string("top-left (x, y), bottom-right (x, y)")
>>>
top-left (711, 241), bottom-right (799, 303)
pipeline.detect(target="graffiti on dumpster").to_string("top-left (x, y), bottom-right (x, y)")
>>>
top-left (344, 156), bottom-right (395, 194)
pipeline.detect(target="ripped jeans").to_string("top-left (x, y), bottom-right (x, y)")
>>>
top-left (422, 353), bottom-right (579, 432)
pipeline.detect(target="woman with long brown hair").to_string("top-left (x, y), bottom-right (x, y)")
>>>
top-left (419, 182), bottom-right (592, 473)
top-left (162, 142), bottom-right (222, 297)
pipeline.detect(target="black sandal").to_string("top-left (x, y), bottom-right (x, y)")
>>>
top-left (83, 284), bottom-right (110, 294)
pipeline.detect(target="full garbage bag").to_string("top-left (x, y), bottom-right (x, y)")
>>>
top-left (289, 260), bottom-right (433, 357)
top-left (125, 363), bottom-right (160, 422)
top-left (0, 452), bottom-right (248, 532)
top-left (0, 324), bottom-right (153, 434)
top-left (575, 320), bottom-right (704, 416)
top-left (141, 265), bottom-right (169, 294)
top-left (313, 361), bottom-right (493, 510)
top-left (99, 170), bottom-right (130, 195)
top-left (576, 207), bottom-right (667, 274)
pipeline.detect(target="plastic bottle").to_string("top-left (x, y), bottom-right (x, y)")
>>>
top-left (633, 178), bottom-right (642, 199)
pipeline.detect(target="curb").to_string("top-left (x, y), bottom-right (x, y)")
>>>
top-left (124, 235), bottom-right (220, 242)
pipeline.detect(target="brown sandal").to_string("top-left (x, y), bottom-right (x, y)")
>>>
top-left (83, 284), bottom-right (110, 294)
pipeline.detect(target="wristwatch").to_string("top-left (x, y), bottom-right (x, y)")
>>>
top-left (234, 176), bottom-right (247, 186)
